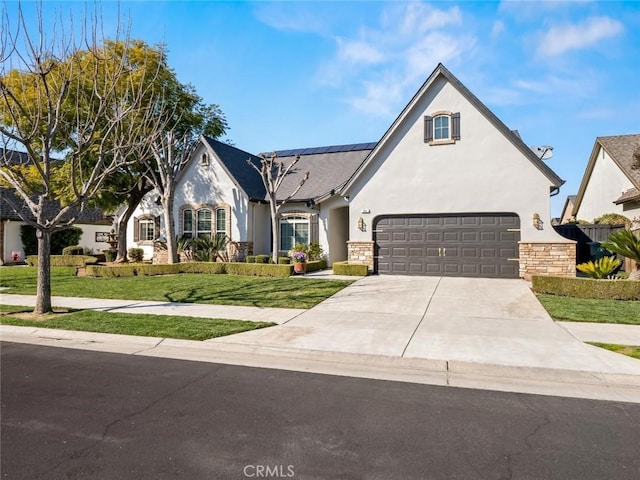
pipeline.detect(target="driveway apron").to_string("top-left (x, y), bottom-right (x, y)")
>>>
top-left (213, 275), bottom-right (640, 375)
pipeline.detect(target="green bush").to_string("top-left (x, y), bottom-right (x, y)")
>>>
top-left (576, 256), bottom-right (622, 279)
top-left (255, 255), bottom-right (270, 264)
top-left (104, 249), bottom-right (117, 262)
top-left (177, 262), bottom-right (227, 275)
top-left (306, 259), bottom-right (327, 273)
top-left (128, 248), bottom-right (144, 263)
top-left (332, 261), bottom-right (369, 276)
top-left (62, 245), bottom-right (85, 256)
top-left (531, 275), bottom-right (640, 301)
top-left (26, 255), bottom-right (98, 267)
top-left (278, 257), bottom-right (291, 265)
top-left (20, 225), bottom-right (83, 255)
top-left (226, 263), bottom-right (293, 278)
top-left (307, 242), bottom-right (324, 261)
top-left (85, 262), bottom-right (228, 278)
top-left (85, 265), bottom-right (137, 277)
top-left (246, 256), bottom-right (256, 263)
top-left (593, 213), bottom-right (630, 225)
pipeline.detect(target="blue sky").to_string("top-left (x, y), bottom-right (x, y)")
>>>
top-left (6, 1), bottom-right (640, 216)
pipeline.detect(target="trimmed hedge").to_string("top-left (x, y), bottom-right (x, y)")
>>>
top-left (26, 255), bottom-right (98, 267)
top-left (62, 245), bottom-right (85, 256)
top-left (332, 261), bottom-right (369, 276)
top-left (226, 263), bottom-right (293, 278)
top-left (306, 259), bottom-right (327, 273)
top-left (278, 257), bottom-right (291, 265)
top-left (255, 255), bottom-right (270, 264)
top-left (84, 261), bottom-right (293, 278)
top-left (531, 275), bottom-right (640, 301)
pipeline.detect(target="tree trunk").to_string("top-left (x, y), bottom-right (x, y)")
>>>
top-left (162, 190), bottom-right (178, 264)
top-left (34, 228), bottom-right (52, 314)
top-left (115, 185), bottom-right (152, 263)
top-left (630, 263), bottom-right (640, 280)
top-left (270, 197), bottom-right (279, 264)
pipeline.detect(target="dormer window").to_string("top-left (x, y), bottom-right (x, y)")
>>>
top-left (200, 153), bottom-right (209, 166)
top-left (424, 111), bottom-right (460, 145)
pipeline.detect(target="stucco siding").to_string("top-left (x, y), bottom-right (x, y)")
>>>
top-left (348, 77), bottom-right (563, 244)
top-left (576, 147), bottom-right (635, 222)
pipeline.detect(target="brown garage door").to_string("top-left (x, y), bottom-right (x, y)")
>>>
top-left (374, 214), bottom-right (520, 278)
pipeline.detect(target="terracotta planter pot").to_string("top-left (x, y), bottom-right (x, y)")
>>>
top-left (293, 262), bottom-right (307, 274)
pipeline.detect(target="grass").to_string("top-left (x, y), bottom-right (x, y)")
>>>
top-left (0, 305), bottom-right (274, 341)
top-left (0, 266), bottom-right (353, 309)
top-left (536, 294), bottom-right (640, 325)
top-left (589, 343), bottom-right (640, 360)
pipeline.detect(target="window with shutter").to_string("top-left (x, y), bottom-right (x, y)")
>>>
top-left (424, 116), bottom-right (433, 142)
top-left (425, 111), bottom-right (460, 145)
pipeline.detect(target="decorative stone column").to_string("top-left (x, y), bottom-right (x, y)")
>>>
top-left (519, 241), bottom-right (576, 280)
top-left (347, 241), bottom-right (374, 271)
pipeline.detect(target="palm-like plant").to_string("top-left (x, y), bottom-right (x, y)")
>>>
top-left (576, 256), bottom-right (621, 279)
top-left (601, 230), bottom-right (640, 280)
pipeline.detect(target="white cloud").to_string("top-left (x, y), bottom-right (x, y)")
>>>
top-left (491, 20), bottom-right (505, 38)
top-left (337, 38), bottom-right (384, 64)
top-left (536, 16), bottom-right (624, 57)
top-left (400, 3), bottom-right (462, 34)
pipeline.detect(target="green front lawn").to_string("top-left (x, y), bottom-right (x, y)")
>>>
top-left (589, 343), bottom-right (640, 360)
top-left (0, 266), bottom-right (353, 309)
top-left (0, 305), bottom-right (274, 341)
top-left (537, 294), bottom-right (640, 325)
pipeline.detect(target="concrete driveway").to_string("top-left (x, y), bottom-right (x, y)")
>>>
top-left (213, 275), bottom-right (640, 376)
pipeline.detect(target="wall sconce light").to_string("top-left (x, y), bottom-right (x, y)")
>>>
top-left (358, 217), bottom-right (366, 232)
top-left (533, 213), bottom-right (543, 230)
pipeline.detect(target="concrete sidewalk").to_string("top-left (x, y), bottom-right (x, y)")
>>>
top-left (2, 277), bottom-right (640, 403)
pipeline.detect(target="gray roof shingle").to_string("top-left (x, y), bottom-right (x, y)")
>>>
top-left (599, 134), bottom-right (640, 191)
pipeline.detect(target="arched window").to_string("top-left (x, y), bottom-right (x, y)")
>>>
top-left (215, 208), bottom-right (227, 241)
top-left (433, 114), bottom-right (450, 141)
top-left (196, 208), bottom-right (212, 238)
top-left (183, 209), bottom-right (193, 238)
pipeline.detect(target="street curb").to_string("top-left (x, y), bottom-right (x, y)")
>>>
top-left (2, 326), bottom-right (640, 398)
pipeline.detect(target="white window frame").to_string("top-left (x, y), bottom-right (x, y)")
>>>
top-left (215, 207), bottom-right (227, 241)
top-left (280, 215), bottom-right (309, 252)
top-left (182, 209), bottom-right (193, 238)
top-left (196, 208), bottom-right (212, 239)
top-left (139, 218), bottom-right (156, 242)
top-left (433, 114), bottom-right (451, 141)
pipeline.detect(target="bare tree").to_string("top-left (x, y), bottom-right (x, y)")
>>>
top-left (141, 130), bottom-right (193, 264)
top-left (0, 3), bottom-right (163, 313)
top-left (248, 152), bottom-right (309, 263)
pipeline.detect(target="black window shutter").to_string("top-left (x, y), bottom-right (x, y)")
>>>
top-left (310, 214), bottom-right (319, 244)
top-left (452, 112), bottom-right (461, 140)
top-left (424, 116), bottom-right (433, 142)
top-left (133, 217), bottom-right (139, 242)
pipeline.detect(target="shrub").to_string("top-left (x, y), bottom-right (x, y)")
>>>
top-left (332, 261), bottom-right (368, 276)
top-left (85, 262), bottom-right (228, 278)
top-left (531, 275), bottom-right (640, 301)
top-left (62, 245), bottom-right (85, 256)
top-left (20, 225), bottom-right (83, 255)
top-left (278, 257), bottom-right (291, 265)
top-left (104, 249), bottom-right (117, 262)
top-left (85, 265), bottom-right (137, 277)
top-left (576, 256), bottom-right (622, 279)
top-left (255, 254), bottom-right (270, 264)
top-left (306, 259), bottom-right (327, 273)
top-left (307, 242), bottom-right (324, 261)
top-left (226, 263), bottom-right (293, 278)
top-left (128, 248), bottom-right (144, 263)
top-left (601, 229), bottom-right (640, 280)
top-left (27, 255), bottom-right (98, 267)
top-left (246, 256), bottom-right (256, 263)
top-left (593, 213), bottom-right (630, 225)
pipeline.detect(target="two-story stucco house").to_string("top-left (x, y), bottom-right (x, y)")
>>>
top-left (126, 63), bottom-right (574, 279)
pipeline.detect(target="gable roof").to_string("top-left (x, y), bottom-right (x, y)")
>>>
top-left (572, 134), bottom-right (640, 214)
top-left (270, 143), bottom-right (374, 202)
top-left (200, 136), bottom-right (267, 201)
top-left (343, 63), bottom-right (564, 194)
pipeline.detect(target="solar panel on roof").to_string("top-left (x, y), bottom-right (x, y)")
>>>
top-left (272, 142), bottom-right (376, 157)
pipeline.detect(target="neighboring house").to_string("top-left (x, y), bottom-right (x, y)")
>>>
top-left (0, 187), bottom-right (113, 264)
top-left (559, 195), bottom-right (577, 224)
top-left (126, 63), bottom-right (573, 279)
top-left (572, 134), bottom-right (640, 225)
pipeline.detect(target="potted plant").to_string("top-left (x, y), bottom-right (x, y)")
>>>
top-left (291, 251), bottom-right (307, 274)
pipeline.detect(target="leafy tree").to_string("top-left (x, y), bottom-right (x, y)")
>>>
top-left (0, 4), bottom-right (165, 313)
top-left (248, 152), bottom-right (309, 264)
top-left (601, 230), bottom-right (640, 280)
top-left (593, 213), bottom-right (631, 225)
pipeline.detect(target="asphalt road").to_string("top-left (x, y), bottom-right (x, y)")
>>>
top-left (2, 342), bottom-right (639, 480)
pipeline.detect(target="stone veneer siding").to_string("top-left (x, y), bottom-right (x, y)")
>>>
top-left (519, 241), bottom-right (576, 280)
top-left (347, 241), bottom-right (375, 271)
